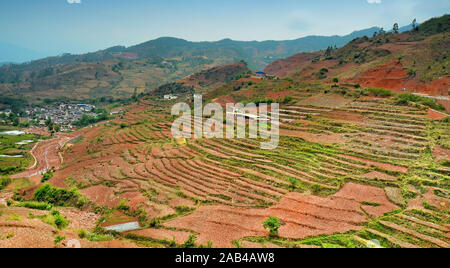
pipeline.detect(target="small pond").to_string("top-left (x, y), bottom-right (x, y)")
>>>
top-left (0, 130), bottom-right (25, 136)
top-left (103, 221), bottom-right (141, 232)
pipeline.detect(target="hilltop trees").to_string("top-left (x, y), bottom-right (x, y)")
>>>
top-left (324, 45), bottom-right (337, 59)
top-left (411, 18), bottom-right (420, 32)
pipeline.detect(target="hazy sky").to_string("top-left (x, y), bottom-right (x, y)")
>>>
top-left (0, 0), bottom-right (448, 55)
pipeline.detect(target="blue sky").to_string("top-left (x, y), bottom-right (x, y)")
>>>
top-left (0, 0), bottom-right (448, 55)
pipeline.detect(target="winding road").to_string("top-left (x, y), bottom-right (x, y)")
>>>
top-left (11, 134), bottom-right (74, 182)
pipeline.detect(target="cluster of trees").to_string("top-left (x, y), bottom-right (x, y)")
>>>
top-left (372, 19), bottom-right (420, 38)
top-left (74, 108), bottom-right (109, 128)
top-left (0, 112), bottom-right (19, 126)
top-left (0, 97), bottom-right (28, 114)
top-left (45, 119), bottom-right (60, 134)
top-left (325, 45), bottom-right (338, 59)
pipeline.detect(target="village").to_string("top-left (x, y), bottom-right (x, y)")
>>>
top-left (0, 103), bottom-right (98, 132)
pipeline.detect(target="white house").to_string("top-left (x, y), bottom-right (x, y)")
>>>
top-left (164, 94), bottom-right (178, 100)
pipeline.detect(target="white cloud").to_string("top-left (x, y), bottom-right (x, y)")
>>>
top-left (67, 0), bottom-right (81, 4)
top-left (367, 0), bottom-right (382, 3)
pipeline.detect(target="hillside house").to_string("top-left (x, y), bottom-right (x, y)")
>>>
top-left (110, 109), bottom-right (124, 115)
top-left (164, 94), bottom-right (178, 100)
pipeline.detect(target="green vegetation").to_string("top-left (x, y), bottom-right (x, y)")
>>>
top-left (16, 201), bottom-right (52, 210)
top-left (54, 235), bottom-right (65, 245)
top-left (394, 93), bottom-right (445, 111)
top-left (33, 184), bottom-right (90, 208)
top-left (9, 178), bottom-right (32, 190)
top-left (74, 108), bottom-right (109, 128)
top-left (153, 82), bottom-right (194, 97)
top-left (0, 176), bottom-right (11, 190)
top-left (116, 199), bottom-right (130, 211)
top-left (29, 209), bottom-right (69, 229)
top-left (367, 88), bottom-right (393, 97)
top-left (409, 14), bottom-right (450, 37)
top-left (263, 217), bottom-right (281, 237)
top-left (0, 132), bottom-right (40, 175)
top-left (78, 229), bottom-right (114, 242)
top-left (51, 210), bottom-right (70, 229)
top-left (41, 171), bottom-right (54, 183)
top-left (393, 23), bottom-right (399, 34)
top-left (183, 234), bottom-right (197, 248)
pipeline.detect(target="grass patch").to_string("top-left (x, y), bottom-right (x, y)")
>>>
top-left (30, 209), bottom-right (69, 229)
top-left (367, 88), bottom-right (393, 97)
top-left (394, 93), bottom-right (445, 111)
top-left (16, 201), bottom-right (52, 210)
top-left (0, 176), bottom-right (11, 190)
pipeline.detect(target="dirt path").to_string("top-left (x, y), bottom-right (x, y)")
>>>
top-left (11, 134), bottom-right (74, 181)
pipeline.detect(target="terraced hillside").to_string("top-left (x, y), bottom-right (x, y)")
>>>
top-left (3, 79), bottom-right (445, 248)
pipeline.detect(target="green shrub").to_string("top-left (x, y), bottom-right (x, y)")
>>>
top-left (54, 235), bottom-right (65, 245)
top-left (282, 96), bottom-right (293, 104)
top-left (76, 195), bottom-right (90, 209)
top-left (116, 199), bottom-right (129, 211)
top-left (0, 176), bottom-right (12, 190)
top-left (394, 93), bottom-right (445, 111)
top-left (175, 206), bottom-right (194, 214)
top-left (184, 235), bottom-right (197, 248)
top-left (50, 210), bottom-right (69, 229)
top-left (18, 201), bottom-right (52, 210)
top-left (33, 184), bottom-right (82, 207)
top-left (41, 171), bottom-right (53, 183)
top-left (78, 229), bottom-right (88, 239)
top-left (54, 215), bottom-right (67, 228)
top-left (149, 217), bottom-right (161, 228)
top-left (263, 217), bottom-right (281, 237)
top-left (368, 88), bottom-right (392, 97)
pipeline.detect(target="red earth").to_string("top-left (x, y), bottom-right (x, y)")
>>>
top-left (163, 182), bottom-right (398, 247)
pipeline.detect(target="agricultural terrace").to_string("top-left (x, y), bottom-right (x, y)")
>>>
top-left (29, 84), bottom-right (448, 249)
top-left (0, 128), bottom-right (46, 175)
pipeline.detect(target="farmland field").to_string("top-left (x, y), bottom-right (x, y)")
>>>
top-left (2, 86), bottom-right (445, 248)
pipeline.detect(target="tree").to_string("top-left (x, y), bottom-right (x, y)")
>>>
top-left (412, 19), bottom-right (419, 32)
top-left (263, 217), bottom-right (281, 237)
top-left (12, 117), bottom-right (19, 127)
top-left (378, 28), bottom-right (385, 35)
top-left (132, 87), bottom-right (138, 102)
top-left (54, 125), bottom-right (61, 132)
top-left (325, 46), bottom-right (333, 57)
top-left (393, 23), bottom-right (399, 34)
top-left (333, 77), bottom-right (339, 83)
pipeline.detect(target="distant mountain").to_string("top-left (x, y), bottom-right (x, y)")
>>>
top-left (0, 20), bottom-right (437, 100)
top-left (0, 26), bottom-right (382, 72)
top-left (263, 15), bottom-right (449, 99)
top-left (95, 26), bottom-right (382, 70)
top-left (0, 43), bottom-right (45, 63)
